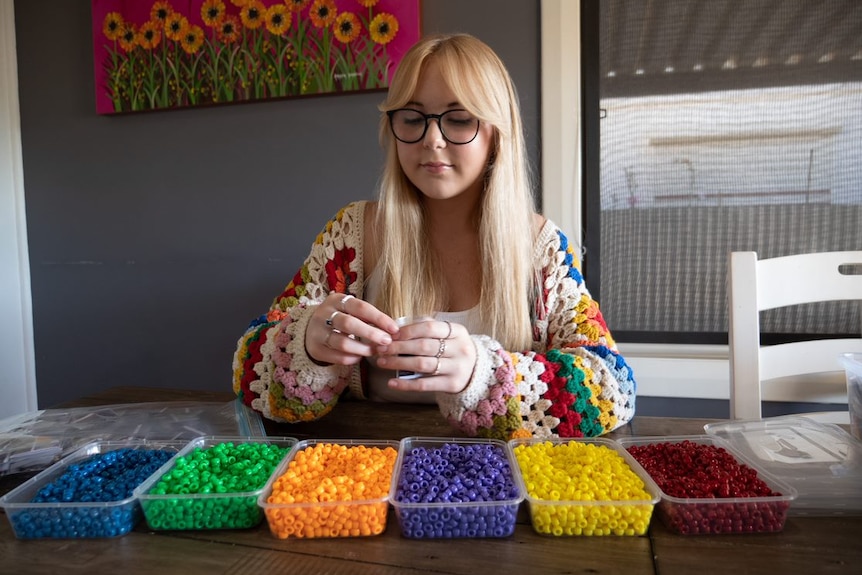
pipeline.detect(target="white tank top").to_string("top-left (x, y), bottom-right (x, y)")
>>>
top-left (363, 267), bottom-right (486, 403)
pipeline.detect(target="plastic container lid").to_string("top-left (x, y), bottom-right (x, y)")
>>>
top-left (704, 416), bottom-right (862, 516)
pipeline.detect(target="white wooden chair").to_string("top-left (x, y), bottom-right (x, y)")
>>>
top-left (728, 250), bottom-right (862, 422)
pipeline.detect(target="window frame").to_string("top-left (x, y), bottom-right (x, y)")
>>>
top-left (540, 0), bottom-right (731, 402)
top-left (0, 0), bottom-right (37, 416)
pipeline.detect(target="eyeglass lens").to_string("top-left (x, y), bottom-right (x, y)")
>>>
top-left (388, 109), bottom-right (480, 144)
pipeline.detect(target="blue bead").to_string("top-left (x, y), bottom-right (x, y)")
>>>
top-left (20, 447), bottom-right (178, 538)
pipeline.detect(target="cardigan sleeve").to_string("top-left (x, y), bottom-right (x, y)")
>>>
top-left (436, 225), bottom-right (637, 440)
top-left (232, 202), bottom-right (367, 423)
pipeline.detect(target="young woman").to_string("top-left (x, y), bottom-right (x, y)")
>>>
top-left (233, 34), bottom-right (636, 439)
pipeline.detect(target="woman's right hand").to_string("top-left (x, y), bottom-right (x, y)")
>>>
top-left (376, 319), bottom-right (475, 395)
top-left (306, 293), bottom-right (400, 366)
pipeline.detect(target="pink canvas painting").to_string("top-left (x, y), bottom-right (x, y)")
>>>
top-left (91, 0), bottom-right (422, 114)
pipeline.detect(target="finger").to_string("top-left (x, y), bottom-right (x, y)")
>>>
top-left (395, 318), bottom-right (454, 342)
top-left (391, 337), bottom-right (446, 359)
top-left (329, 295), bottom-right (399, 337)
top-left (442, 320), bottom-right (453, 339)
top-left (377, 353), bottom-right (439, 376)
top-left (380, 330), bottom-right (445, 360)
top-left (375, 352), bottom-right (418, 374)
top-left (320, 330), bottom-right (368, 365)
top-left (388, 375), bottom-right (436, 392)
top-left (325, 310), bottom-right (341, 328)
top-left (332, 312), bottom-right (397, 347)
top-left (338, 293), bottom-right (355, 312)
top-left (387, 357), bottom-right (444, 389)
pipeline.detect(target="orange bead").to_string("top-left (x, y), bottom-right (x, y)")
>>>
top-left (264, 442), bottom-right (397, 539)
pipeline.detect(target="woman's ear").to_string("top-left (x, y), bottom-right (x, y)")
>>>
top-left (485, 142), bottom-right (498, 177)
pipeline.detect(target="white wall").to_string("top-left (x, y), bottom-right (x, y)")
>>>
top-left (0, 0), bottom-right (37, 418)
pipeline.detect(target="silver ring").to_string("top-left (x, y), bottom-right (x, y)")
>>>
top-left (324, 329), bottom-right (335, 348)
top-left (435, 338), bottom-right (446, 359)
top-left (339, 294), bottom-right (355, 312)
top-left (325, 310), bottom-right (340, 327)
top-left (433, 357), bottom-right (441, 376)
top-left (443, 320), bottom-right (453, 339)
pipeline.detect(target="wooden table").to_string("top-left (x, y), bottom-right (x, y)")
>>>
top-left (1, 386), bottom-right (860, 575)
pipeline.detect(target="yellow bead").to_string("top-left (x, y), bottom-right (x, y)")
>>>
top-left (514, 440), bottom-right (655, 536)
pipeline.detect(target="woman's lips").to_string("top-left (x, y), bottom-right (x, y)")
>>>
top-left (421, 162), bottom-right (451, 174)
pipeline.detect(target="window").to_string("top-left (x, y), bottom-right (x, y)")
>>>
top-left (541, 0), bottom-right (862, 403)
top-left (582, 0), bottom-right (862, 345)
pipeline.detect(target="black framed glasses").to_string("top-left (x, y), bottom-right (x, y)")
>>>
top-left (387, 108), bottom-right (480, 145)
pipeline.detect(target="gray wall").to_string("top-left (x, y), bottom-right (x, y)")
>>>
top-left (15, 1), bottom-right (542, 408)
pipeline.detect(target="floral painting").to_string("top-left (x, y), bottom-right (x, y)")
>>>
top-left (91, 0), bottom-right (421, 114)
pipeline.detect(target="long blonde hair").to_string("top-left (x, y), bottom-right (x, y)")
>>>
top-left (374, 34), bottom-right (537, 350)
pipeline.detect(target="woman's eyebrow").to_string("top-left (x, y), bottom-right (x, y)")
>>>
top-left (404, 100), bottom-right (463, 109)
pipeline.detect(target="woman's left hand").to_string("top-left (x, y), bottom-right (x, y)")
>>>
top-left (376, 319), bottom-right (476, 394)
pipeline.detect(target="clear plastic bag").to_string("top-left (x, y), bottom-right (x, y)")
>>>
top-left (0, 399), bottom-right (265, 476)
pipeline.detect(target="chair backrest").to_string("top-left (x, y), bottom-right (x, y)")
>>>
top-left (728, 250), bottom-right (862, 420)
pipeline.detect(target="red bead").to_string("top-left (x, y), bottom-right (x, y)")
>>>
top-left (626, 440), bottom-right (788, 534)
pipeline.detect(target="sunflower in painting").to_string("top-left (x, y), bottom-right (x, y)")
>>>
top-left (136, 21), bottom-right (162, 50)
top-left (180, 25), bottom-right (205, 55)
top-left (102, 12), bottom-right (124, 41)
top-left (265, 4), bottom-right (292, 36)
top-left (218, 15), bottom-right (241, 44)
top-left (118, 23), bottom-right (137, 52)
top-left (284, 0), bottom-right (312, 12)
top-left (201, 0), bottom-right (226, 28)
top-left (334, 12), bottom-right (361, 44)
top-left (309, 0), bottom-right (338, 29)
top-left (150, 2), bottom-right (172, 25)
top-left (165, 12), bottom-right (188, 42)
top-left (369, 13), bottom-right (398, 45)
top-left (240, 0), bottom-right (266, 30)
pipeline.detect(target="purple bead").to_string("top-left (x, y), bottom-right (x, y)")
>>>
top-left (395, 442), bottom-right (521, 539)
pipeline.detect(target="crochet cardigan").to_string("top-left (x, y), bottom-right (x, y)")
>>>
top-left (233, 201), bottom-right (636, 440)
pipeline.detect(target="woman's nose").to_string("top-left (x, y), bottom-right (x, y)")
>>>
top-left (422, 118), bottom-right (447, 148)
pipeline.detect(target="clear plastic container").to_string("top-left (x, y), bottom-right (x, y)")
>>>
top-left (618, 435), bottom-right (797, 534)
top-left (258, 439), bottom-right (399, 539)
top-left (840, 352), bottom-right (862, 440)
top-left (509, 436), bottom-right (661, 536)
top-left (0, 439), bottom-right (186, 539)
top-left (389, 437), bottom-right (523, 539)
top-left (134, 435), bottom-right (296, 530)
top-left (0, 399), bottom-right (265, 477)
top-left (704, 416), bottom-right (862, 516)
